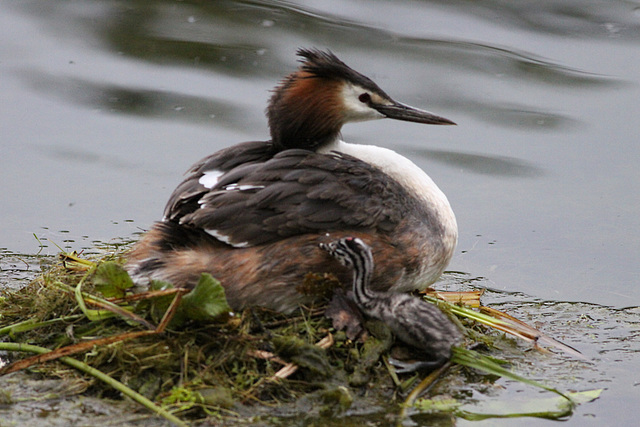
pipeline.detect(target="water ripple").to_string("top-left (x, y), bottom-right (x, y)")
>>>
top-left (416, 148), bottom-right (544, 178)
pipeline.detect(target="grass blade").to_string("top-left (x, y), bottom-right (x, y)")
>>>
top-left (451, 347), bottom-right (573, 402)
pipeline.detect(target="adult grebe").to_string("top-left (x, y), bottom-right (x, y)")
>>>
top-left (126, 48), bottom-right (457, 313)
top-left (320, 237), bottom-right (462, 372)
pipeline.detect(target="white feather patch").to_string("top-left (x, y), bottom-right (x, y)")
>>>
top-left (199, 169), bottom-right (225, 189)
top-left (206, 229), bottom-right (250, 248)
top-left (224, 183), bottom-right (265, 191)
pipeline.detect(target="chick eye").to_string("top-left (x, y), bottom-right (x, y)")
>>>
top-left (358, 93), bottom-right (371, 103)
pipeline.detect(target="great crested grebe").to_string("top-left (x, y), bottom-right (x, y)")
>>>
top-left (320, 237), bottom-right (462, 372)
top-left (126, 48), bottom-right (458, 313)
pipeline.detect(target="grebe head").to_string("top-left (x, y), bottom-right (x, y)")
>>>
top-left (320, 237), bottom-right (372, 269)
top-left (268, 48), bottom-right (455, 150)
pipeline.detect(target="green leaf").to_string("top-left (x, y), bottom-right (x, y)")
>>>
top-left (567, 388), bottom-right (603, 404)
top-left (413, 398), bottom-right (461, 414)
top-left (93, 262), bottom-right (134, 298)
top-left (414, 385), bottom-right (602, 421)
top-left (453, 389), bottom-right (603, 421)
top-left (151, 274), bottom-right (231, 327)
top-left (179, 273), bottom-right (232, 322)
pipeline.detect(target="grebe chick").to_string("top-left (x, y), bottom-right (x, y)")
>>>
top-left (320, 237), bottom-right (462, 372)
top-left (126, 48), bottom-right (457, 313)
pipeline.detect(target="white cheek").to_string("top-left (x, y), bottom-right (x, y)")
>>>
top-left (199, 169), bottom-right (224, 189)
top-left (340, 84), bottom-right (385, 122)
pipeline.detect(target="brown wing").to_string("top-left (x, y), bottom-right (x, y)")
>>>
top-left (164, 145), bottom-right (416, 247)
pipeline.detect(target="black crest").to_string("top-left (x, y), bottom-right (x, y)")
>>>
top-left (296, 48), bottom-right (387, 95)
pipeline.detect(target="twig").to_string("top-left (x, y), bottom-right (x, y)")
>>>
top-left (241, 334), bottom-right (335, 402)
top-left (245, 349), bottom-right (287, 365)
top-left (271, 334), bottom-right (334, 380)
top-left (0, 330), bottom-right (155, 375)
top-left (108, 288), bottom-right (190, 304)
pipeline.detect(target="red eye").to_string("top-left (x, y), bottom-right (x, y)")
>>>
top-left (358, 93), bottom-right (371, 103)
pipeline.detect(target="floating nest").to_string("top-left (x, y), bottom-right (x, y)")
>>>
top-left (0, 247), bottom-right (596, 425)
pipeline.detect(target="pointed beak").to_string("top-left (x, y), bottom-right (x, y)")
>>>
top-left (373, 101), bottom-right (456, 125)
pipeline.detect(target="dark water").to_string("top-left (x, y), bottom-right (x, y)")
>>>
top-left (1, 1), bottom-right (639, 425)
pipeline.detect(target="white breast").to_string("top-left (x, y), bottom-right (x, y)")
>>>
top-left (322, 140), bottom-right (458, 289)
top-left (319, 140), bottom-right (457, 236)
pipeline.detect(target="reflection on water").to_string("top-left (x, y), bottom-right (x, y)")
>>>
top-left (20, 70), bottom-right (247, 128)
top-left (416, 148), bottom-right (544, 178)
top-left (449, 0), bottom-right (640, 39)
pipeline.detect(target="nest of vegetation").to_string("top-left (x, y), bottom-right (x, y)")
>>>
top-left (0, 247), bottom-right (594, 426)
